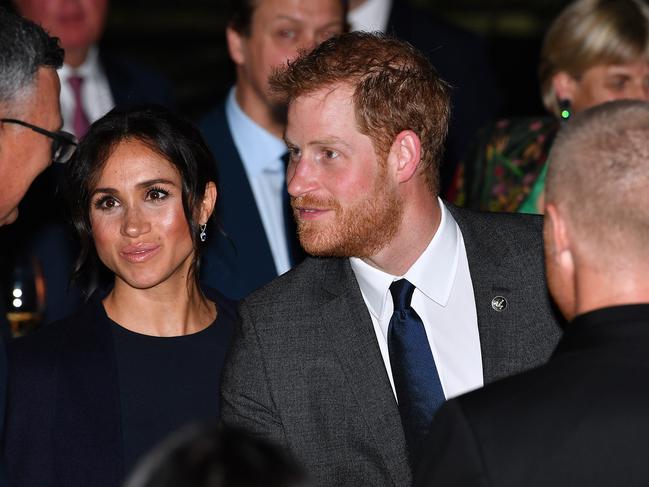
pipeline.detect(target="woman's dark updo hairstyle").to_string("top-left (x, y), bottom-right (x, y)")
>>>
top-left (65, 104), bottom-right (219, 297)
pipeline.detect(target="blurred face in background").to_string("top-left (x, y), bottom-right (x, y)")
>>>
top-left (15, 0), bottom-right (108, 64)
top-left (0, 68), bottom-right (62, 226)
top-left (227, 0), bottom-right (345, 126)
top-left (556, 59), bottom-right (649, 113)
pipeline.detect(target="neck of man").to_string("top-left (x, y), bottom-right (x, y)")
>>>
top-left (234, 78), bottom-right (284, 139)
top-left (573, 263), bottom-right (649, 318)
top-left (348, 0), bottom-right (367, 9)
top-left (64, 46), bottom-right (90, 69)
top-left (362, 188), bottom-right (441, 276)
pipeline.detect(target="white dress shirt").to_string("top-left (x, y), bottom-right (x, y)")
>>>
top-left (58, 46), bottom-right (114, 133)
top-left (348, 0), bottom-right (393, 32)
top-left (225, 87), bottom-right (291, 276)
top-left (350, 199), bottom-right (483, 401)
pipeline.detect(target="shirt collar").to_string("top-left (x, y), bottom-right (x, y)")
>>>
top-left (350, 198), bottom-right (460, 320)
top-left (348, 0), bottom-right (393, 32)
top-left (225, 87), bottom-right (287, 178)
top-left (59, 45), bottom-right (101, 81)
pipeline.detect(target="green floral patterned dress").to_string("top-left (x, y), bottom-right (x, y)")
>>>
top-left (450, 116), bottom-right (559, 214)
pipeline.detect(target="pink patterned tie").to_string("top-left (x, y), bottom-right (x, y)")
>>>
top-left (68, 75), bottom-right (90, 138)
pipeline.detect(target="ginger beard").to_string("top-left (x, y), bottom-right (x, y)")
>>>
top-left (292, 160), bottom-right (404, 258)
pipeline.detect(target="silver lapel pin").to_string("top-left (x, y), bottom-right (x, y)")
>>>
top-left (491, 296), bottom-right (507, 312)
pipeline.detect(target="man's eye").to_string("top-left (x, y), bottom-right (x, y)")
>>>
top-left (324, 149), bottom-right (339, 159)
top-left (278, 29), bottom-right (297, 40)
top-left (607, 77), bottom-right (628, 91)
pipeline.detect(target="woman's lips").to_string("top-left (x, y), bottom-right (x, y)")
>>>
top-left (119, 244), bottom-right (161, 263)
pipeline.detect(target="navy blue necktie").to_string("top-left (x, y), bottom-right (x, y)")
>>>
top-left (388, 279), bottom-right (445, 459)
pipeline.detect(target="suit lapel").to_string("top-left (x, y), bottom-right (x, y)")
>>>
top-left (321, 259), bottom-right (411, 485)
top-left (54, 296), bottom-right (123, 487)
top-left (200, 105), bottom-right (277, 298)
top-left (101, 51), bottom-right (132, 107)
top-left (448, 204), bottom-right (522, 384)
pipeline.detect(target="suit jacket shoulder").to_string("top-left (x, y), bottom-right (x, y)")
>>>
top-left (417, 309), bottom-right (649, 487)
top-left (100, 49), bottom-right (176, 109)
top-left (448, 204), bottom-right (563, 383)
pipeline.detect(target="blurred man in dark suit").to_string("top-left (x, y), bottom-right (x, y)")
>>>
top-left (1, 8), bottom-right (66, 225)
top-left (199, 0), bottom-right (347, 300)
top-left (14, 0), bottom-right (175, 137)
top-left (348, 0), bottom-right (501, 192)
top-left (1, 7), bottom-right (66, 481)
top-left (416, 99), bottom-right (649, 487)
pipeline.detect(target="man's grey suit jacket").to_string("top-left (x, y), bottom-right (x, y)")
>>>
top-left (221, 204), bottom-right (563, 487)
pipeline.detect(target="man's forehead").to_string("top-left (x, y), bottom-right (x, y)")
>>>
top-left (285, 84), bottom-right (359, 142)
top-left (253, 0), bottom-right (344, 21)
top-left (293, 84), bottom-right (355, 110)
top-left (35, 68), bottom-right (63, 128)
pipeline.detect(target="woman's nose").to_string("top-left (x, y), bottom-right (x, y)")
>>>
top-left (121, 206), bottom-right (151, 237)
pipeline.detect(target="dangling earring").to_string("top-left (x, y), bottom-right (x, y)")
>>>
top-left (199, 223), bottom-right (207, 242)
top-left (558, 99), bottom-right (572, 121)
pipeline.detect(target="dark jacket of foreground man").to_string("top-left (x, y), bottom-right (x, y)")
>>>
top-left (415, 304), bottom-right (649, 487)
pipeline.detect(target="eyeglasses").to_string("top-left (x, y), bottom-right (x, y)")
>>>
top-left (1, 118), bottom-right (78, 164)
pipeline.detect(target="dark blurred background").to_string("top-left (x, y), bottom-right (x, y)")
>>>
top-left (0, 0), bottom-right (572, 123)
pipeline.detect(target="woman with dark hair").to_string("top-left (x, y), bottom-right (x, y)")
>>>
top-left (4, 105), bottom-right (235, 487)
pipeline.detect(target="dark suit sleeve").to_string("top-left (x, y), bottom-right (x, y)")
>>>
top-left (414, 400), bottom-right (490, 487)
top-left (101, 51), bottom-right (177, 110)
top-left (4, 331), bottom-right (59, 487)
top-left (220, 302), bottom-right (288, 448)
top-left (0, 337), bottom-right (7, 487)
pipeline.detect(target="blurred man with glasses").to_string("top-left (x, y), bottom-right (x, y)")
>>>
top-left (0, 7), bottom-right (68, 226)
top-left (0, 7), bottom-right (66, 483)
top-left (1, 7), bottom-right (79, 333)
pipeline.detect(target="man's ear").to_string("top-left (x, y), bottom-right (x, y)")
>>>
top-left (551, 71), bottom-right (578, 102)
top-left (545, 203), bottom-right (573, 268)
top-left (199, 181), bottom-right (217, 225)
top-left (544, 202), bottom-right (579, 320)
top-left (387, 130), bottom-right (421, 184)
top-left (226, 25), bottom-right (246, 66)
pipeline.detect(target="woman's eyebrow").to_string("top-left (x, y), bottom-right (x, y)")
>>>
top-left (91, 178), bottom-right (177, 196)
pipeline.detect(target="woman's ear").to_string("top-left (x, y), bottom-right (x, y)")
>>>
top-left (198, 181), bottom-right (217, 225)
top-left (551, 71), bottom-right (578, 102)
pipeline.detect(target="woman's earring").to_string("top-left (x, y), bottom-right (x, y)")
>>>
top-left (558, 99), bottom-right (572, 121)
top-left (199, 223), bottom-right (207, 242)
